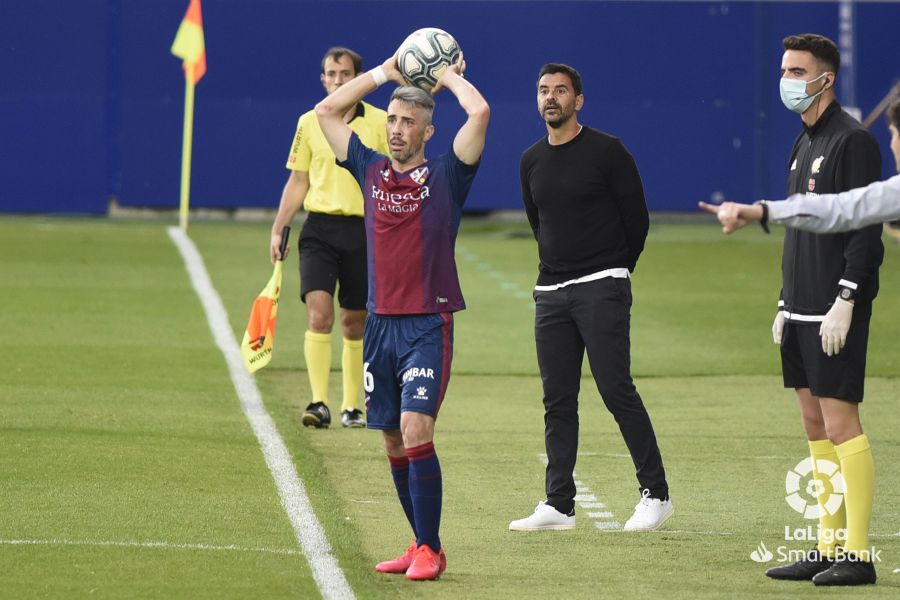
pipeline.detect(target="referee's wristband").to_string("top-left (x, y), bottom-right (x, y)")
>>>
top-left (369, 67), bottom-right (387, 86)
top-left (755, 201), bottom-right (770, 234)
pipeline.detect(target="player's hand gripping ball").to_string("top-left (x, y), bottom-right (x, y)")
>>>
top-left (396, 28), bottom-right (461, 92)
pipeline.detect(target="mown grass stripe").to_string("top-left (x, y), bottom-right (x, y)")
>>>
top-left (167, 227), bottom-right (354, 600)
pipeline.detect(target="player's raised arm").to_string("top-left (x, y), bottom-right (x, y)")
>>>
top-left (315, 55), bottom-right (404, 161)
top-left (433, 59), bottom-right (490, 165)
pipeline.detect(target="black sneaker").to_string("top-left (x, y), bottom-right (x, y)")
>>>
top-left (301, 402), bottom-right (331, 429)
top-left (340, 409), bottom-right (365, 428)
top-left (812, 554), bottom-right (877, 586)
top-left (765, 548), bottom-right (832, 580)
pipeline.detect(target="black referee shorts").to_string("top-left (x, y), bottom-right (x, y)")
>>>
top-left (780, 306), bottom-right (872, 403)
top-left (298, 212), bottom-right (367, 310)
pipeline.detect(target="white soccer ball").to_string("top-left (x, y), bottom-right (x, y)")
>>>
top-left (396, 28), bottom-right (461, 92)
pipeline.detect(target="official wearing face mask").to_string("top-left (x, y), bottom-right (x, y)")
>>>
top-left (780, 71), bottom-right (832, 114)
top-left (761, 34), bottom-right (883, 587)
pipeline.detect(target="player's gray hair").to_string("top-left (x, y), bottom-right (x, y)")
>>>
top-left (390, 86), bottom-right (435, 124)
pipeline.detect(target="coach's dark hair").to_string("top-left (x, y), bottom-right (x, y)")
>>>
top-left (783, 34), bottom-right (840, 75)
top-left (321, 47), bottom-right (363, 75)
top-left (537, 63), bottom-right (583, 96)
top-left (889, 99), bottom-right (900, 130)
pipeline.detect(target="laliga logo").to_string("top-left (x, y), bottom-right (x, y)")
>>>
top-left (785, 457), bottom-right (845, 519)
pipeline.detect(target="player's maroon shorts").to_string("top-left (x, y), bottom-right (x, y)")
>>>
top-left (363, 313), bottom-right (454, 430)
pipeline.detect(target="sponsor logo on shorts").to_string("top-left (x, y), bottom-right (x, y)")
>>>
top-left (413, 386), bottom-right (429, 401)
top-left (401, 367), bottom-right (434, 383)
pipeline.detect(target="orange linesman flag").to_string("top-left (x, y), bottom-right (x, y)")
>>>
top-left (170, 0), bottom-right (207, 84)
top-left (241, 227), bottom-right (291, 373)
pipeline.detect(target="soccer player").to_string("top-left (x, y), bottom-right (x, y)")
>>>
top-left (748, 35), bottom-right (882, 586)
top-left (270, 48), bottom-right (388, 429)
top-left (315, 51), bottom-right (489, 580)
top-left (701, 99), bottom-right (900, 236)
top-left (509, 63), bottom-right (673, 533)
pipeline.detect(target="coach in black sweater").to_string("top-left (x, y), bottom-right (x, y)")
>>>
top-left (508, 63), bottom-right (672, 533)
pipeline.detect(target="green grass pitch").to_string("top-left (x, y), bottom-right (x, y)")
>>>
top-left (1, 216), bottom-right (898, 598)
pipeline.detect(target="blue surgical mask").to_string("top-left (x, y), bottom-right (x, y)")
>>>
top-left (780, 72), bottom-right (829, 114)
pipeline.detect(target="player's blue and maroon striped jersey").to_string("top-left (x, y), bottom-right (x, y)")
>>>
top-left (338, 133), bottom-right (479, 315)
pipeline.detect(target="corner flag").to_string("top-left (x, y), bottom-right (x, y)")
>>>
top-left (241, 227), bottom-right (291, 373)
top-left (170, 0), bottom-right (206, 231)
top-left (171, 0), bottom-right (206, 84)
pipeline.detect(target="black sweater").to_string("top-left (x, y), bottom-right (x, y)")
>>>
top-left (781, 102), bottom-right (883, 318)
top-left (520, 126), bottom-right (649, 286)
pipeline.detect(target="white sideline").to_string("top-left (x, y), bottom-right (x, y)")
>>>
top-left (0, 538), bottom-right (301, 556)
top-left (167, 227), bottom-right (354, 600)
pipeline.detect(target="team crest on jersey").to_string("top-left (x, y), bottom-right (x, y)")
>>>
top-left (410, 166), bottom-right (429, 185)
top-left (808, 178), bottom-right (816, 192)
top-left (811, 155), bottom-right (825, 174)
top-left (380, 167), bottom-right (390, 181)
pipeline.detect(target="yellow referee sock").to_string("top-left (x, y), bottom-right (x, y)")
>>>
top-left (835, 434), bottom-right (875, 557)
top-left (341, 338), bottom-right (363, 413)
top-left (304, 330), bottom-right (331, 405)
top-left (808, 439), bottom-right (845, 557)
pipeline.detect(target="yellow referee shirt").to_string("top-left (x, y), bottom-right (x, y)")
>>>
top-left (286, 101), bottom-right (388, 216)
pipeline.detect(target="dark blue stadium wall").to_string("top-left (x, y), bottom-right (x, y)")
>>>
top-left (2, 1), bottom-right (898, 214)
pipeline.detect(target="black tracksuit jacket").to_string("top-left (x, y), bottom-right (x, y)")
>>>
top-left (780, 102), bottom-right (883, 321)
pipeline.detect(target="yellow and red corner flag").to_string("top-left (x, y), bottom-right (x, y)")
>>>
top-left (170, 0), bottom-right (206, 231)
top-left (170, 0), bottom-right (206, 84)
top-left (241, 227), bottom-right (291, 373)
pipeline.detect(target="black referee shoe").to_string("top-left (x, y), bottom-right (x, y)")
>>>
top-left (765, 548), bottom-right (832, 580)
top-left (812, 554), bottom-right (877, 586)
top-left (340, 409), bottom-right (365, 428)
top-left (301, 402), bottom-right (331, 429)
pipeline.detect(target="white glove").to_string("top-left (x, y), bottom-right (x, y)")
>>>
top-left (772, 311), bottom-right (785, 344)
top-left (819, 297), bottom-right (854, 356)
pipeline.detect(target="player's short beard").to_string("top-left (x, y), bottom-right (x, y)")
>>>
top-left (391, 141), bottom-right (423, 166)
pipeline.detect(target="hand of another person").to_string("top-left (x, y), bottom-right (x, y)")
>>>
top-left (819, 297), bottom-right (854, 356)
top-left (772, 311), bottom-right (785, 345)
top-left (698, 201), bottom-right (763, 233)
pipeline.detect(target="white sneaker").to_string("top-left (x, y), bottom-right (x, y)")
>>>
top-left (509, 501), bottom-right (575, 531)
top-left (623, 489), bottom-right (674, 531)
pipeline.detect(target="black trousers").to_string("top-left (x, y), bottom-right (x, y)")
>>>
top-left (534, 277), bottom-right (668, 514)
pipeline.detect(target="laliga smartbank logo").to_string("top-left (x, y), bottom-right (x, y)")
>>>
top-left (748, 456), bottom-right (882, 564)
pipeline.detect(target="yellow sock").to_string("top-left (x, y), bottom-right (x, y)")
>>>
top-left (304, 331), bottom-right (331, 405)
top-left (808, 439), bottom-right (846, 557)
top-left (341, 338), bottom-right (363, 412)
top-left (834, 434), bottom-right (874, 556)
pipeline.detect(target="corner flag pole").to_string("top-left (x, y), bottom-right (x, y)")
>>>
top-left (170, 0), bottom-right (207, 232)
top-left (179, 73), bottom-right (196, 232)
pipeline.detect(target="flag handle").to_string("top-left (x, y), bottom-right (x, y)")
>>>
top-left (278, 226), bottom-right (291, 261)
top-left (179, 76), bottom-right (196, 232)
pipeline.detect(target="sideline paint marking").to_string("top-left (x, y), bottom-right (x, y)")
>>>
top-left (168, 227), bottom-right (353, 600)
top-left (0, 538), bottom-right (301, 556)
top-left (539, 453), bottom-right (621, 531)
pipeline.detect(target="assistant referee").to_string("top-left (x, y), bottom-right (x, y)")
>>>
top-left (270, 47), bottom-right (388, 429)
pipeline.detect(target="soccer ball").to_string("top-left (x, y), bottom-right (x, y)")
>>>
top-left (396, 28), bottom-right (461, 92)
